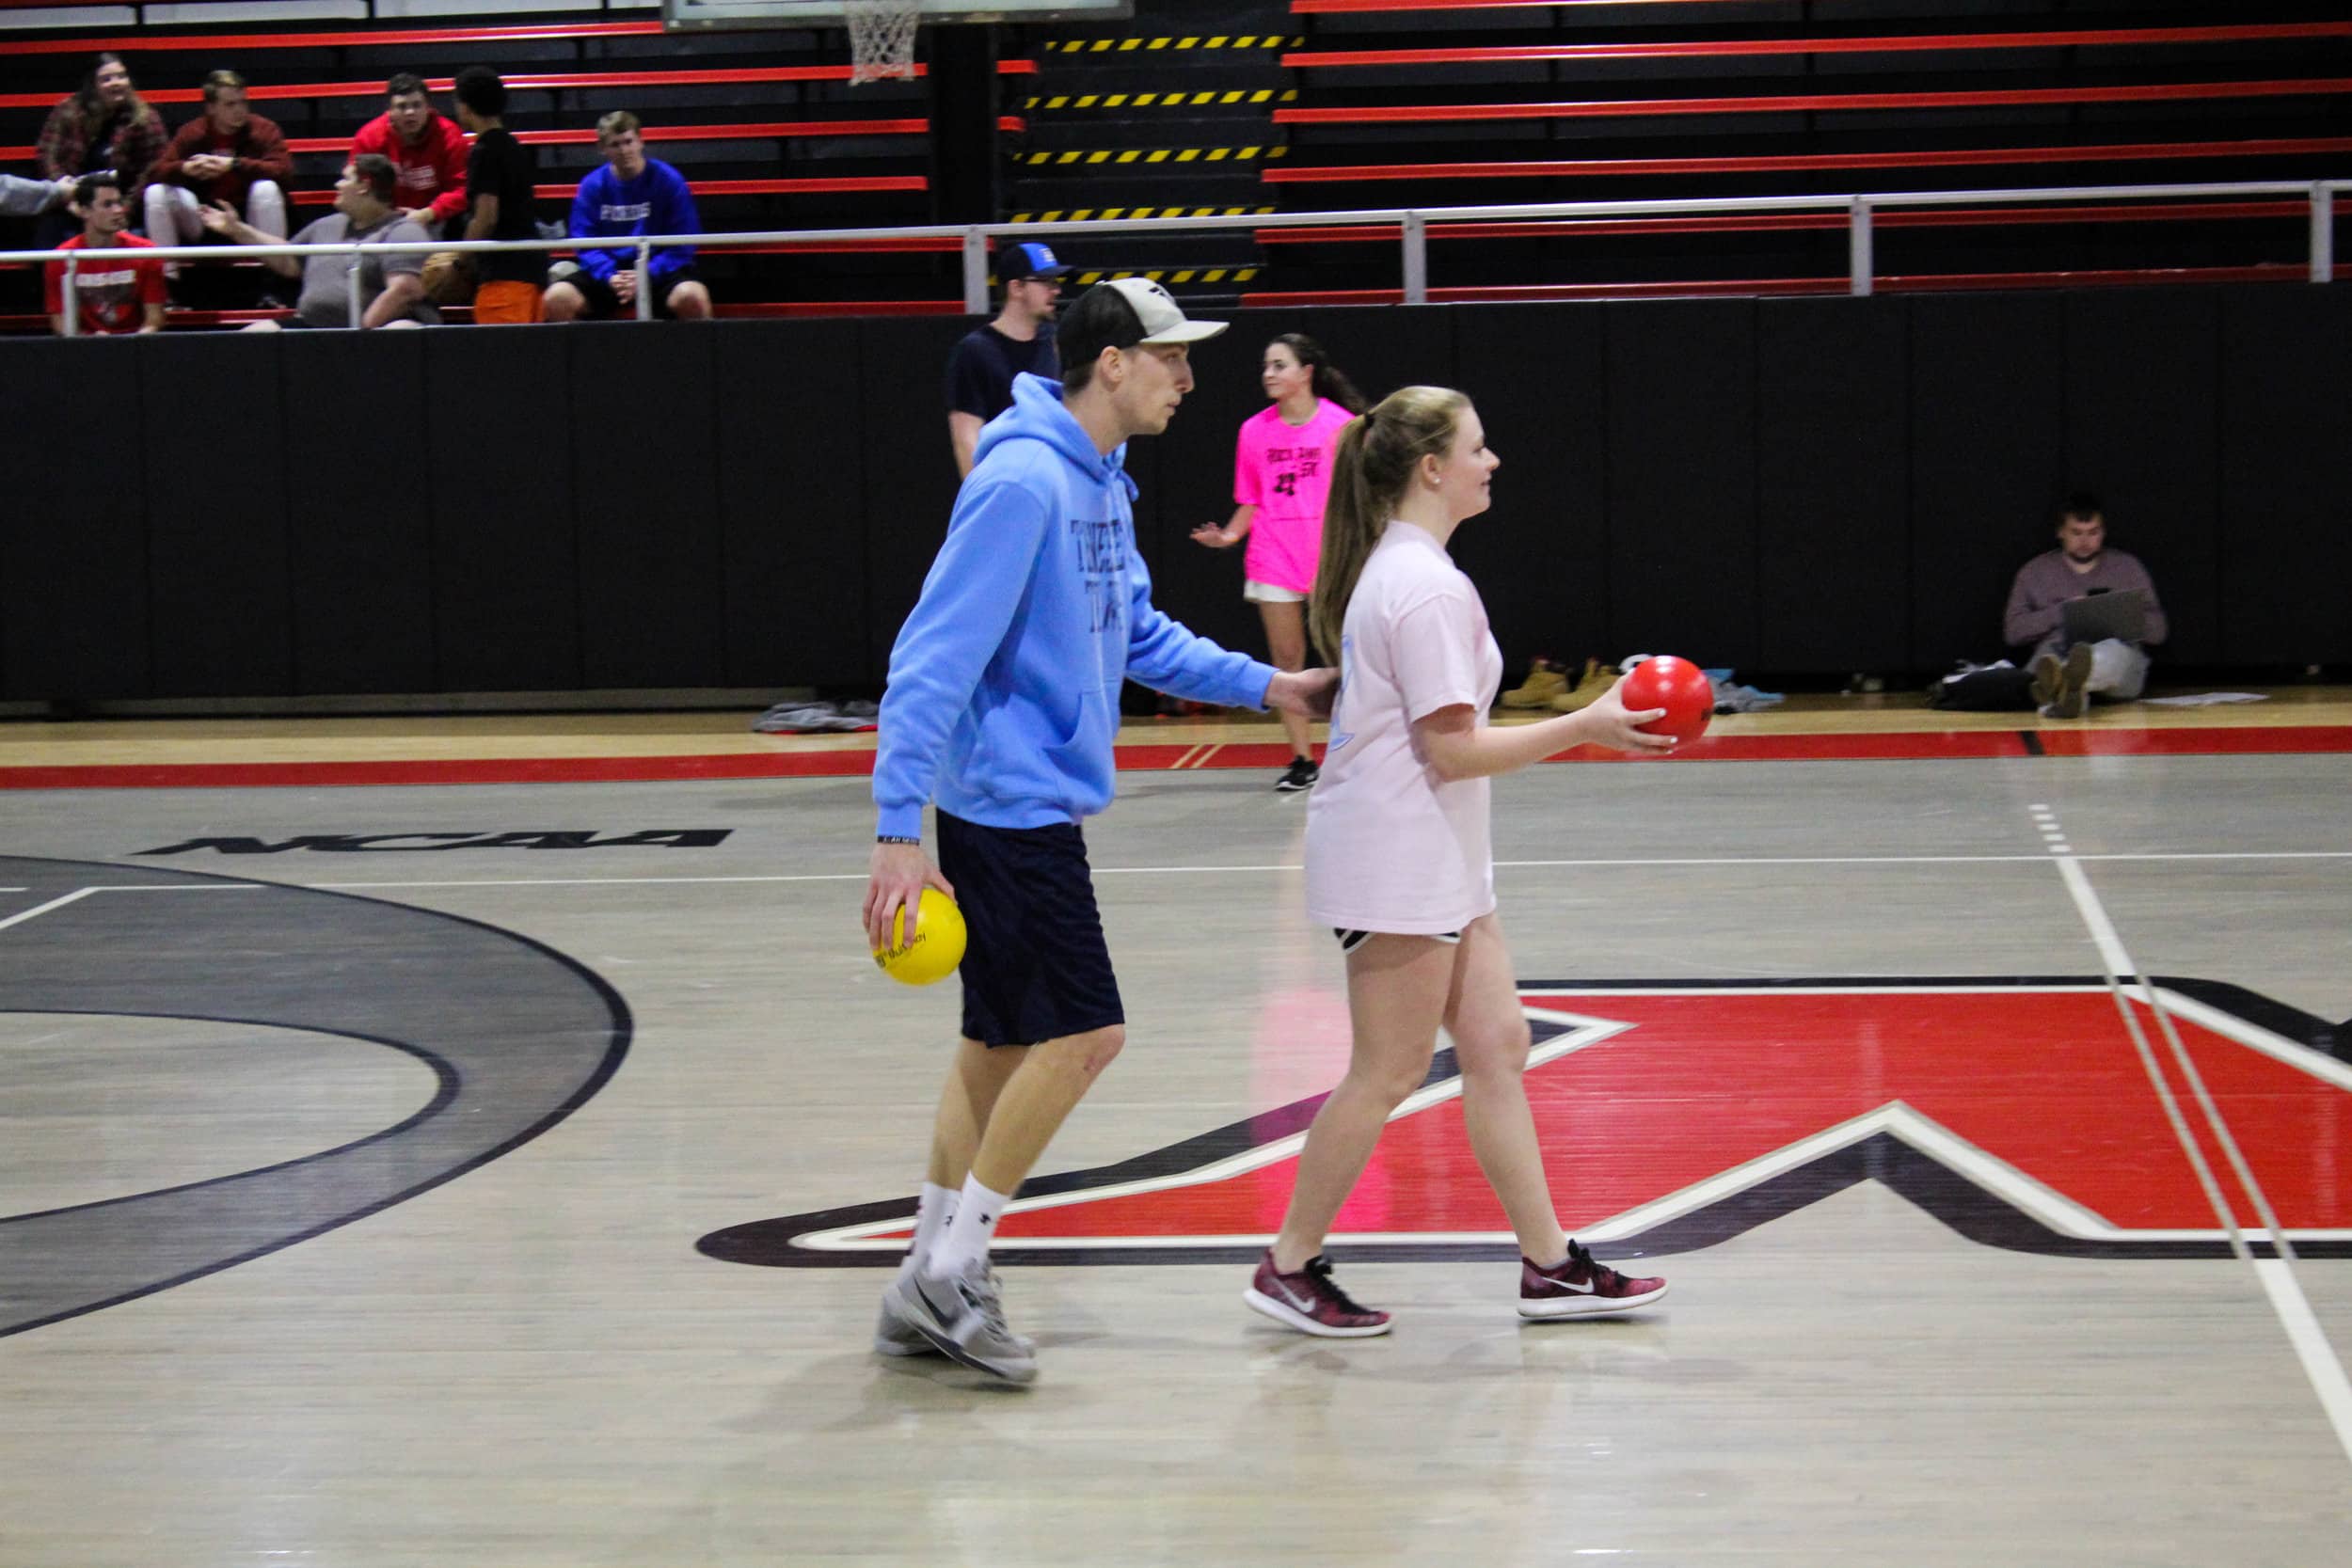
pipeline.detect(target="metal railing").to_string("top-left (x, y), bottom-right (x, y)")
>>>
top-left (8, 178), bottom-right (2346, 335)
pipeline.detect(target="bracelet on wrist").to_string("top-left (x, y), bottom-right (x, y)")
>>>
top-left (876, 834), bottom-right (921, 847)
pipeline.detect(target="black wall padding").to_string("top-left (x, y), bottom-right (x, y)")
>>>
top-left (572, 324), bottom-right (726, 689)
top-left (2061, 291), bottom-right (2222, 667)
top-left (2, 338), bottom-right (151, 700)
top-left (1757, 297), bottom-right (1910, 674)
top-left (1449, 304), bottom-right (1609, 678)
top-left (0, 284), bottom-right (2344, 705)
top-left (714, 319), bottom-right (871, 689)
top-left (1907, 293), bottom-right (2066, 673)
top-left (281, 329), bottom-right (436, 694)
top-left (425, 327), bottom-right (580, 692)
top-left (1607, 300), bottom-right (1760, 669)
top-left (2218, 287), bottom-right (2352, 666)
top-left (143, 333), bottom-right (294, 696)
top-left (859, 317), bottom-right (973, 681)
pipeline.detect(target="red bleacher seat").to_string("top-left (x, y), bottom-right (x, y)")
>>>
top-left (1263, 137), bottom-right (2352, 186)
top-left (1279, 21), bottom-right (2352, 70)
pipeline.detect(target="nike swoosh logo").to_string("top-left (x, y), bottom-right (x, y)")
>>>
top-left (1275, 1279), bottom-right (1318, 1313)
top-left (1551, 1277), bottom-right (1598, 1293)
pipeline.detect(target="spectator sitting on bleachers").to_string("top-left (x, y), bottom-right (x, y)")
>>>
top-left (1, 173), bottom-right (77, 218)
top-left (34, 54), bottom-right (167, 248)
top-left (145, 71), bottom-right (291, 253)
top-left (206, 155), bottom-right (434, 331)
top-left (42, 173), bottom-right (165, 337)
top-left (351, 73), bottom-right (470, 237)
top-left (453, 67), bottom-right (543, 325)
top-left (543, 112), bottom-right (712, 324)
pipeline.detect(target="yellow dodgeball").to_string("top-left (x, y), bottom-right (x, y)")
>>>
top-left (874, 887), bottom-right (967, 986)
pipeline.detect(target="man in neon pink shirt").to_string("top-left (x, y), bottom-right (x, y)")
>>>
top-left (349, 72), bottom-right (470, 235)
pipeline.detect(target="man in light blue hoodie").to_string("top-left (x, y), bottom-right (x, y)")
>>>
top-left (863, 277), bottom-right (1338, 1383)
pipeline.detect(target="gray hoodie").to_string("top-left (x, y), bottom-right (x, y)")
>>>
top-left (1, 174), bottom-right (68, 217)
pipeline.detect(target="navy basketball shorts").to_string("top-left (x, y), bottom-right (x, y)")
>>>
top-left (936, 811), bottom-right (1125, 1048)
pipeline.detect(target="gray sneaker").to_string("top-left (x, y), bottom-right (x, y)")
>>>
top-left (904, 1260), bottom-right (1039, 1385)
top-left (874, 1267), bottom-right (941, 1358)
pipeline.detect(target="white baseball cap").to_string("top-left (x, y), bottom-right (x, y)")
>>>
top-left (1099, 276), bottom-right (1228, 344)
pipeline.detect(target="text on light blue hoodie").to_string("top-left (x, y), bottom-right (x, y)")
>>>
top-left (874, 372), bottom-right (1275, 838)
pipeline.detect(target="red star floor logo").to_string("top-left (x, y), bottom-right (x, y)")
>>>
top-left (699, 976), bottom-right (2352, 1269)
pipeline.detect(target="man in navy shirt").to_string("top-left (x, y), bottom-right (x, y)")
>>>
top-left (543, 111), bottom-right (713, 323)
top-left (943, 239), bottom-right (1071, 477)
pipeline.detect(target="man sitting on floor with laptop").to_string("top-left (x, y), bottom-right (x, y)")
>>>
top-left (2003, 492), bottom-right (2168, 719)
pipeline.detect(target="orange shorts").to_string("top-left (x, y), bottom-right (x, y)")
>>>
top-left (472, 280), bottom-right (545, 325)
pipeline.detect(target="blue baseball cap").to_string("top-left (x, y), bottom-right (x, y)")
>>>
top-left (997, 240), bottom-right (1073, 281)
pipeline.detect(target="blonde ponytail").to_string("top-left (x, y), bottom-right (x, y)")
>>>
top-left (1307, 386), bottom-right (1470, 662)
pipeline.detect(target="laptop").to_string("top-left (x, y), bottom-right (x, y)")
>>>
top-left (2060, 586), bottom-right (2149, 645)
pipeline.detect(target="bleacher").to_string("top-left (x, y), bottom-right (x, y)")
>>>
top-left (2, 0), bottom-right (2347, 326)
top-left (1257, 0), bottom-right (2352, 300)
top-left (0, 0), bottom-right (1041, 323)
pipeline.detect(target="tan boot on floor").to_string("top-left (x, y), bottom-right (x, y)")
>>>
top-left (1501, 657), bottom-right (1570, 709)
top-left (1549, 658), bottom-right (1616, 714)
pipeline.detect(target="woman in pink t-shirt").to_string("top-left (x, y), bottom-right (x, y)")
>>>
top-left (1191, 333), bottom-right (1366, 793)
top-left (1241, 385), bottom-right (1677, 1340)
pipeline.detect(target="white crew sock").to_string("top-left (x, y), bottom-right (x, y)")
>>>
top-left (923, 1173), bottom-right (1009, 1280)
top-left (904, 1180), bottom-right (959, 1275)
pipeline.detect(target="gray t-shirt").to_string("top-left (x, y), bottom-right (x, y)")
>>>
top-left (292, 211), bottom-right (432, 327)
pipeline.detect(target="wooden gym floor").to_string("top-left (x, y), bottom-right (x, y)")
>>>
top-left (1, 689), bottom-right (2347, 1565)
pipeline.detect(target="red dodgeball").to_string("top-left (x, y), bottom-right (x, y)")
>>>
top-left (1618, 655), bottom-right (1714, 744)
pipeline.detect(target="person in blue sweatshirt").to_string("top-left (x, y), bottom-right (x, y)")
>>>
top-left (863, 277), bottom-right (1339, 1384)
top-left (541, 110), bottom-right (711, 322)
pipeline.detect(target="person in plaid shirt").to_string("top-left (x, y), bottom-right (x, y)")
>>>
top-left (34, 54), bottom-right (166, 245)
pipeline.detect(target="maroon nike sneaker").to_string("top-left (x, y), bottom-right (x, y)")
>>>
top-left (1519, 1240), bottom-right (1669, 1320)
top-left (1244, 1250), bottom-right (1392, 1338)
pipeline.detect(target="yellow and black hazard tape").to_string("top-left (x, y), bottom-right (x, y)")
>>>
top-left (1011, 205), bottom-right (1277, 223)
top-left (1027, 89), bottom-right (1297, 111)
top-left (1025, 145), bottom-right (1289, 167)
top-left (1071, 267), bottom-right (1263, 286)
top-left (1043, 36), bottom-right (1302, 53)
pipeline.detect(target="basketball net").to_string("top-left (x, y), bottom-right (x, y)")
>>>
top-left (845, 0), bottom-right (920, 84)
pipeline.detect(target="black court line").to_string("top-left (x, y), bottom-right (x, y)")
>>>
top-left (0, 856), bottom-right (632, 1338)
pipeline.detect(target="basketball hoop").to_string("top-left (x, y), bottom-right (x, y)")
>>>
top-left (845, 0), bottom-right (920, 84)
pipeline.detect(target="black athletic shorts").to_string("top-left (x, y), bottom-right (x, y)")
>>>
top-left (936, 811), bottom-right (1124, 1048)
top-left (569, 264), bottom-right (701, 319)
top-left (1335, 927), bottom-right (1462, 954)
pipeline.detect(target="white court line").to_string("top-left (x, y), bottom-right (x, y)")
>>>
top-left (0, 881), bottom-right (264, 929)
top-left (2042, 813), bottom-right (2352, 1471)
top-left (279, 847), bottom-right (2352, 892)
top-left (0, 887), bottom-right (96, 932)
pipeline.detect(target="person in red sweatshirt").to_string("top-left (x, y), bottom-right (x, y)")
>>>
top-left (44, 172), bottom-right (166, 336)
top-left (349, 71), bottom-right (469, 235)
top-left (146, 70), bottom-right (292, 246)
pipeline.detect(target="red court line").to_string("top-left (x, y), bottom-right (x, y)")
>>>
top-left (1280, 22), bottom-right (2352, 69)
top-left (12, 725), bottom-right (2348, 790)
top-left (1273, 79), bottom-right (2352, 126)
top-left (2033, 726), bottom-right (2352, 758)
top-left (1263, 136), bottom-right (2352, 184)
